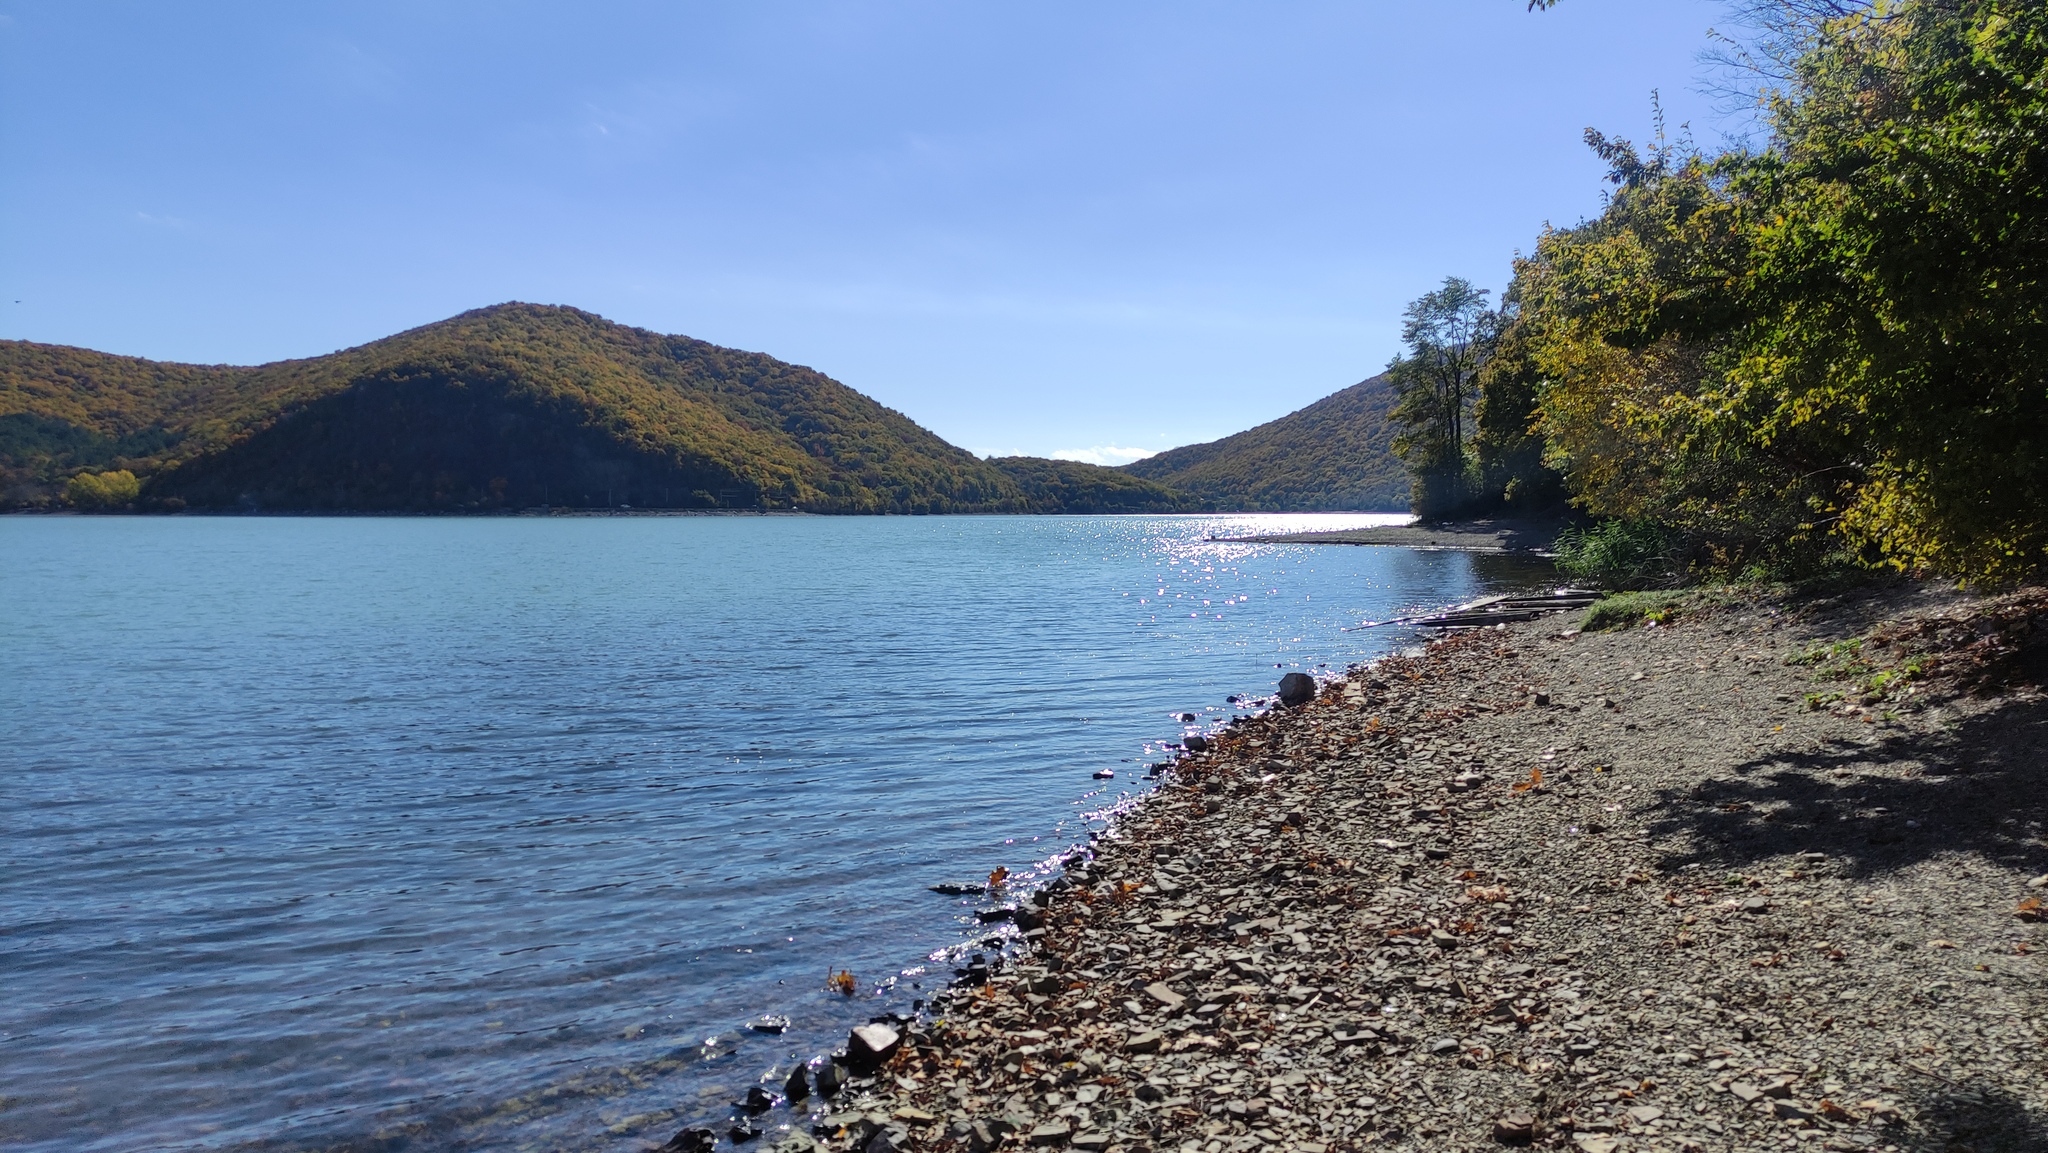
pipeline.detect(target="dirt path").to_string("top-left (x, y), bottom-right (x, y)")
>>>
top-left (767, 583), bottom-right (2048, 1153)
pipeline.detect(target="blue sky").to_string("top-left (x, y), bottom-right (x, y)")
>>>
top-left (0, 1), bottom-right (1733, 461)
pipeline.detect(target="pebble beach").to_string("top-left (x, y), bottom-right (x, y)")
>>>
top-left (746, 581), bottom-right (2048, 1153)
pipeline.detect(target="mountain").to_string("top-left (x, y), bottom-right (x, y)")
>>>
top-left (0, 304), bottom-right (1191, 514)
top-left (983, 456), bottom-right (1202, 514)
top-left (1119, 374), bottom-right (1407, 511)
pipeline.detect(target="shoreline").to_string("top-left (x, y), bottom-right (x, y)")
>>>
top-left (1, 508), bottom-right (1397, 520)
top-left (1218, 518), bottom-right (1567, 555)
top-left (0, 506), bottom-right (821, 518)
top-left (777, 581), bottom-right (2047, 1153)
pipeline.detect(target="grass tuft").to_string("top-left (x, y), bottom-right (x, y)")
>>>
top-left (1581, 591), bottom-right (1693, 632)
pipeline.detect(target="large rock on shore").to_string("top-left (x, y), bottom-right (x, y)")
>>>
top-left (844, 1022), bottom-right (901, 1072)
top-left (1276, 671), bottom-right (1316, 706)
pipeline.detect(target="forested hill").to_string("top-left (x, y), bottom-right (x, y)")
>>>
top-left (1119, 374), bottom-right (1407, 511)
top-left (0, 304), bottom-right (1190, 513)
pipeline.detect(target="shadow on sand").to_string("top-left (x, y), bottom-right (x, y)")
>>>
top-left (1643, 693), bottom-right (2047, 882)
top-left (1640, 686), bottom-right (2047, 1153)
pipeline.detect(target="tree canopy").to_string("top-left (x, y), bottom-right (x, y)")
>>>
top-left (1419, 0), bottom-right (2048, 583)
top-left (1120, 374), bottom-right (1409, 512)
top-left (1386, 278), bottom-right (1500, 517)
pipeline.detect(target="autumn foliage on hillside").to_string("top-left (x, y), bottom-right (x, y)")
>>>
top-left (0, 304), bottom-right (1189, 514)
top-left (1120, 374), bottom-right (1409, 512)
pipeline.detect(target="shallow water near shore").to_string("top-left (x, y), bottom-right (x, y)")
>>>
top-left (0, 513), bottom-right (1553, 1152)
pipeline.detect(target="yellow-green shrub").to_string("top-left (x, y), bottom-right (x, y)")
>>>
top-left (64, 469), bottom-right (140, 509)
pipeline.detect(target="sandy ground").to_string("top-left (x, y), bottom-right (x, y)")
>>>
top-left (719, 581), bottom-right (2048, 1153)
top-left (1222, 519), bottom-right (1568, 555)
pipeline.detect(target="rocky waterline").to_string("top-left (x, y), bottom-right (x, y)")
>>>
top-left (710, 582), bottom-right (2048, 1153)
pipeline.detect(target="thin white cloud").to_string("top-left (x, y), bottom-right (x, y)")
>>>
top-left (1049, 445), bottom-right (1157, 466)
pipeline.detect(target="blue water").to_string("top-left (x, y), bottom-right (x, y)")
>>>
top-left (0, 514), bottom-right (1552, 1152)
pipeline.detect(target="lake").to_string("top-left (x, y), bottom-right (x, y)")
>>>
top-left (0, 513), bottom-right (1552, 1152)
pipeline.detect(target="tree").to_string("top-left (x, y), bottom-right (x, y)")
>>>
top-left (64, 469), bottom-right (140, 510)
top-left (1387, 277), bottom-right (1500, 517)
top-left (1516, 0), bottom-right (2048, 582)
top-left (1472, 291), bottom-right (1564, 512)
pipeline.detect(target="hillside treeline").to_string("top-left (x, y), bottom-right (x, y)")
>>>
top-left (3, 302), bottom-right (1415, 516)
top-left (1120, 374), bottom-right (1409, 512)
top-left (0, 305), bottom-right (1193, 515)
top-left (1391, 0), bottom-right (2046, 584)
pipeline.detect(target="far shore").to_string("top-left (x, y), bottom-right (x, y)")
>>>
top-left (1218, 515), bottom-right (1568, 555)
top-left (8, 508), bottom-right (1540, 528)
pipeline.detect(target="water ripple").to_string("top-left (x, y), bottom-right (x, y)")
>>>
top-left (0, 513), bottom-right (1551, 1152)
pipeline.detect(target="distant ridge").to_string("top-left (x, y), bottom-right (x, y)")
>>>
top-left (0, 304), bottom-right (1191, 514)
top-left (1119, 374), bottom-right (1407, 511)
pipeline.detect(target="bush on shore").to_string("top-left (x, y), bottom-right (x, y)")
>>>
top-left (64, 469), bottom-right (140, 510)
top-left (1555, 519), bottom-right (1680, 589)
